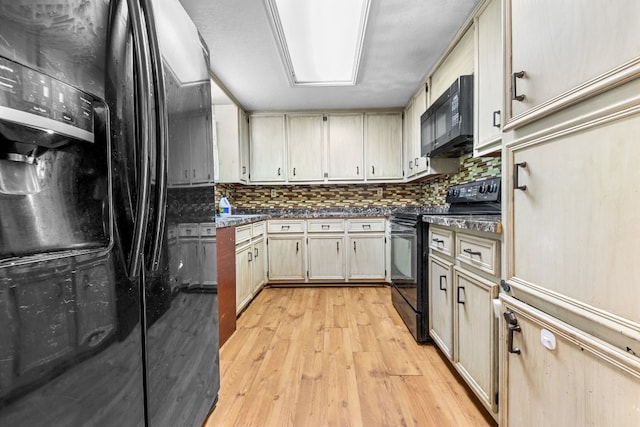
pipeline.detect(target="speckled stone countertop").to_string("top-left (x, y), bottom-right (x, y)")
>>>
top-left (214, 214), bottom-right (270, 228)
top-left (422, 214), bottom-right (502, 234)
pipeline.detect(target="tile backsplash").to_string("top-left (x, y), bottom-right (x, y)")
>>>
top-left (215, 154), bottom-right (500, 210)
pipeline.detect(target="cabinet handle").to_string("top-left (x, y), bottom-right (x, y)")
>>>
top-left (254, 247), bottom-right (258, 258)
top-left (281, 225), bottom-right (290, 231)
top-left (184, 169), bottom-right (188, 179)
top-left (362, 224), bottom-right (371, 230)
top-left (56, 282), bottom-right (64, 297)
top-left (514, 161), bottom-right (527, 191)
top-left (193, 169), bottom-right (196, 178)
top-left (409, 160), bottom-right (413, 170)
top-left (371, 165), bottom-right (375, 175)
top-left (512, 71), bottom-right (526, 102)
top-left (353, 241), bottom-right (357, 252)
top-left (356, 166), bottom-right (359, 175)
top-left (277, 167), bottom-right (281, 176)
top-left (296, 242), bottom-right (299, 253)
top-left (203, 246), bottom-right (206, 256)
top-left (492, 110), bottom-right (501, 128)
top-left (414, 158), bottom-right (419, 168)
top-left (439, 275), bottom-right (447, 291)
top-left (336, 241), bottom-right (340, 252)
top-left (293, 167), bottom-right (296, 176)
top-left (321, 224), bottom-right (330, 230)
top-left (242, 166), bottom-right (246, 175)
top-left (248, 251), bottom-right (252, 262)
top-left (504, 310), bottom-right (522, 355)
top-left (463, 248), bottom-right (482, 257)
top-left (432, 238), bottom-right (444, 245)
top-left (456, 286), bottom-right (465, 304)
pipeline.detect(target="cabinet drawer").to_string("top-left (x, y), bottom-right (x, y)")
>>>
top-left (267, 220), bottom-right (305, 234)
top-left (178, 223), bottom-right (199, 237)
top-left (347, 218), bottom-right (385, 232)
top-left (252, 221), bottom-right (265, 237)
top-left (235, 224), bottom-right (252, 244)
top-left (199, 223), bottom-right (216, 237)
top-left (307, 219), bottom-right (345, 233)
top-left (456, 234), bottom-right (499, 276)
top-left (429, 227), bottom-right (453, 257)
top-left (167, 226), bottom-right (177, 240)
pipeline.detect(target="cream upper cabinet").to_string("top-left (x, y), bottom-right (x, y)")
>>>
top-left (505, 0), bottom-right (640, 129)
top-left (287, 114), bottom-right (324, 182)
top-left (474, 0), bottom-right (502, 156)
top-left (365, 112), bottom-right (403, 180)
top-left (403, 86), bottom-right (428, 178)
top-left (214, 104), bottom-right (249, 183)
top-left (168, 116), bottom-right (191, 185)
top-left (190, 113), bottom-right (214, 183)
top-left (249, 114), bottom-right (286, 182)
top-left (326, 113), bottom-right (364, 181)
top-left (499, 295), bottom-right (640, 427)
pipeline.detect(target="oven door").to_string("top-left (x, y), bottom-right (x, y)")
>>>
top-left (390, 218), bottom-right (418, 309)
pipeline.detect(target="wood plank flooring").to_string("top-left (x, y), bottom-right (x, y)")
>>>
top-left (205, 286), bottom-right (495, 427)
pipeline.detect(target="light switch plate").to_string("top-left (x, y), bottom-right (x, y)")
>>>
top-left (271, 189), bottom-right (277, 197)
top-left (376, 188), bottom-right (383, 197)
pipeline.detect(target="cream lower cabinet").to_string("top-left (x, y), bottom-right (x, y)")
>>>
top-left (307, 219), bottom-right (346, 281)
top-left (454, 267), bottom-right (499, 415)
top-left (429, 255), bottom-right (454, 360)
top-left (178, 224), bottom-right (200, 287)
top-left (499, 294), bottom-right (640, 427)
top-left (266, 220), bottom-right (306, 282)
top-left (199, 223), bottom-right (217, 288)
top-left (267, 218), bottom-right (387, 284)
top-left (427, 224), bottom-right (500, 420)
top-left (235, 221), bottom-right (266, 313)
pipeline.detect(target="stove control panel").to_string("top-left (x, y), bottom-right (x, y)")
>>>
top-left (446, 177), bottom-right (501, 204)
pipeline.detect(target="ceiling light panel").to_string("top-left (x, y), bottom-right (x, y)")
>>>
top-left (266, 0), bottom-right (371, 86)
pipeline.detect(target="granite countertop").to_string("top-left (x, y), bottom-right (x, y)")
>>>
top-left (214, 214), bottom-right (270, 228)
top-left (422, 214), bottom-right (502, 234)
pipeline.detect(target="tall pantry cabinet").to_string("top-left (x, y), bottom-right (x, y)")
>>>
top-left (500, 1), bottom-right (640, 425)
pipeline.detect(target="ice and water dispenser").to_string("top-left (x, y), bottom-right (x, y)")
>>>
top-left (0, 56), bottom-right (111, 258)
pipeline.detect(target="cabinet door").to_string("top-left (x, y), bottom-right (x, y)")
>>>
top-left (454, 268), bottom-right (498, 412)
top-left (326, 113), bottom-right (364, 181)
top-left (75, 260), bottom-right (116, 350)
top-left (403, 101), bottom-right (415, 177)
top-left (200, 239), bottom-right (217, 286)
top-left (214, 104), bottom-right (241, 183)
top-left (307, 235), bottom-right (345, 280)
top-left (474, 0), bottom-right (502, 155)
top-left (347, 235), bottom-right (386, 280)
top-left (287, 114), bottom-right (324, 182)
top-left (249, 114), bottom-right (286, 182)
top-left (239, 109), bottom-right (250, 183)
top-left (365, 113), bottom-right (403, 180)
top-left (267, 236), bottom-right (306, 281)
top-left (179, 240), bottom-right (199, 285)
top-left (251, 238), bottom-right (266, 291)
top-left (235, 244), bottom-right (252, 312)
top-left (507, 0), bottom-right (640, 127)
top-left (507, 112), bottom-right (640, 325)
top-left (412, 85), bottom-right (428, 174)
top-left (190, 113), bottom-right (214, 183)
top-left (429, 256), bottom-right (454, 360)
top-left (168, 116), bottom-right (191, 185)
top-left (500, 296), bottom-right (640, 427)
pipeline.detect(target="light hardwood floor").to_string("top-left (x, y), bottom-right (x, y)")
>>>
top-left (205, 286), bottom-right (495, 427)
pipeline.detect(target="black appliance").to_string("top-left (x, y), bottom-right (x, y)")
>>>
top-left (0, 1), bottom-right (219, 426)
top-left (390, 177), bottom-right (501, 342)
top-left (421, 75), bottom-right (474, 158)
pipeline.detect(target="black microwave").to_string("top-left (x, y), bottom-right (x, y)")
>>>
top-left (420, 75), bottom-right (473, 158)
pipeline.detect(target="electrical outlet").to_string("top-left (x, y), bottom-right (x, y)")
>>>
top-left (376, 188), bottom-right (383, 197)
top-left (271, 189), bottom-right (277, 198)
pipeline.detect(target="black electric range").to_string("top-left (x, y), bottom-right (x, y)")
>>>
top-left (389, 177), bottom-right (501, 342)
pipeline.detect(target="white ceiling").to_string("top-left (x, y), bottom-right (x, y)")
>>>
top-left (178, 0), bottom-right (480, 112)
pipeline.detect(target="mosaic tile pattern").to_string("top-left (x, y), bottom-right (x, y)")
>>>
top-left (215, 154), bottom-right (501, 210)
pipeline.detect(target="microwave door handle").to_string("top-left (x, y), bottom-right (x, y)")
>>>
top-left (141, 0), bottom-right (168, 271)
top-left (127, 0), bottom-right (154, 279)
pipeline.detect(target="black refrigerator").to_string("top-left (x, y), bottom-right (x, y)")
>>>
top-left (0, 0), bottom-right (220, 425)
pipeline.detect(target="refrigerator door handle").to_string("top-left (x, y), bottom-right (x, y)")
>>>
top-left (127, 0), bottom-right (154, 279)
top-left (142, 0), bottom-right (169, 271)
